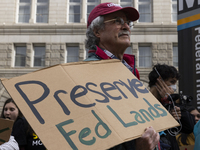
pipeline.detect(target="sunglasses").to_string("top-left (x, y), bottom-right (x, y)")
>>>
top-left (104, 17), bottom-right (134, 28)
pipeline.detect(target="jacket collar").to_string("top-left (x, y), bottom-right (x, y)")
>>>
top-left (88, 45), bottom-right (135, 67)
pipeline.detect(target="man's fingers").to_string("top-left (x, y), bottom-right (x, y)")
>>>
top-left (155, 83), bottom-right (161, 91)
top-left (156, 78), bottom-right (175, 98)
top-left (157, 78), bottom-right (168, 88)
top-left (155, 83), bottom-right (167, 98)
top-left (143, 127), bottom-right (160, 150)
top-left (170, 106), bottom-right (182, 120)
top-left (174, 106), bottom-right (180, 110)
top-left (135, 126), bottom-right (160, 150)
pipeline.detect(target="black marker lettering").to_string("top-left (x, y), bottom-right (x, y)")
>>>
top-left (15, 80), bottom-right (49, 124)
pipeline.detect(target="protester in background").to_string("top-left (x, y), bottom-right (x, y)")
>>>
top-left (1, 98), bottom-right (46, 150)
top-left (0, 98), bottom-right (21, 150)
top-left (189, 107), bottom-right (200, 124)
top-left (148, 64), bottom-right (195, 150)
top-left (176, 106), bottom-right (200, 146)
top-left (85, 2), bottom-right (160, 150)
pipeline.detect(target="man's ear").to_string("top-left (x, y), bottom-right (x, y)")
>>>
top-left (93, 29), bottom-right (100, 37)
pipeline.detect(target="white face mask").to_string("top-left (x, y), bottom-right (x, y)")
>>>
top-left (169, 84), bottom-right (177, 92)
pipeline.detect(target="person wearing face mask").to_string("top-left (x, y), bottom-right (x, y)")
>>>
top-left (148, 64), bottom-right (195, 150)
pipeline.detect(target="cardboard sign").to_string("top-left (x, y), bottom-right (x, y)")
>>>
top-left (0, 118), bottom-right (14, 145)
top-left (179, 145), bottom-right (194, 150)
top-left (1, 59), bottom-right (179, 150)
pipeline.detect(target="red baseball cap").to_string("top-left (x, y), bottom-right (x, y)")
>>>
top-left (87, 3), bottom-right (139, 28)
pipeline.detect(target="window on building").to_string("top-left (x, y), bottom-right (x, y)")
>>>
top-left (69, 0), bottom-right (81, 23)
top-left (18, 0), bottom-right (31, 23)
top-left (120, 0), bottom-right (133, 7)
top-left (66, 46), bottom-right (79, 62)
top-left (124, 47), bottom-right (132, 54)
top-left (172, 0), bottom-right (177, 22)
top-left (34, 46), bottom-right (45, 67)
top-left (36, 0), bottom-right (49, 23)
top-left (173, 45), bottom-right (178, 67)
top-left (15, 46), bottom-right (26, 67)
top-left (85, 49), bottom-right (89, 59)
top-left (138, 0), bottom-right (152, 22)
top-left (87, 0), bottom-right (100, 20)
top-left (139, 46), bottom-right (152, 67)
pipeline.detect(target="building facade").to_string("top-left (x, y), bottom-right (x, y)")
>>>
top-left (0, 0), bottom-right (178, 111)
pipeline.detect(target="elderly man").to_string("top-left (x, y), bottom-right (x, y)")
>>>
top-left (85, 2), bottom-right (160, 150)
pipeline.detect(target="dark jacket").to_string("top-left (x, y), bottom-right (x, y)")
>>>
top-left (160, 104), bottom-right (195, 150)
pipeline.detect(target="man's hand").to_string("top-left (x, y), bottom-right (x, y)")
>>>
top-left (156, 78), bottom-right (174, 98)
top-left (135, 126), bottom-right (160, 150)
top-left (170, 106), bottom-right (181, 120)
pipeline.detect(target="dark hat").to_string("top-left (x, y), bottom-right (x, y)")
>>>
top-left (87, 2), bottom-right (139, 28)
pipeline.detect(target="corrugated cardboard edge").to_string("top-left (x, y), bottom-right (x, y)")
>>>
top-left (0, 59), bottom-right (120, 82)
top-left (107, 123), bottom-right (180, 149)
top-left (114, 124), bottom-right (180, 142)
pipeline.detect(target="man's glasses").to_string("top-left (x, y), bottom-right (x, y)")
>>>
top-left (104, 17), bottom-right (134, 28)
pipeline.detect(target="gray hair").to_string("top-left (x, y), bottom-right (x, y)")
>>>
top-left (85, 16), bottom-right (105, 49)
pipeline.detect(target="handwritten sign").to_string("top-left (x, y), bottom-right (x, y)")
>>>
top-left (0, 118), bottom-right (14, 145)
top-left (1, 59), bottom-right (179, 150)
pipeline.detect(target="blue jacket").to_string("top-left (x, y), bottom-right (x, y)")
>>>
top-left (194, 120), bottom-right (200, 150)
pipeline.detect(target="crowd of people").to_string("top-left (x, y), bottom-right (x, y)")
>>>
top-left (148, 64), bottom-right (198, 150)
top-left (1, 2), bottom-right (200, 150)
